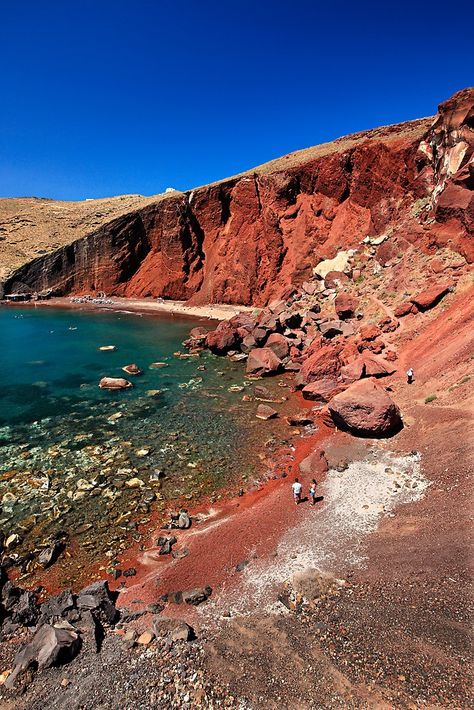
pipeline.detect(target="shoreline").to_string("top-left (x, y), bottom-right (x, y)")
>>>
top-left (1, 296), bottom-right (256, 322)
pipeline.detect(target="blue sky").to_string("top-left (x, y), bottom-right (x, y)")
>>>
top-left (0, 0), bottom-right (472, 201)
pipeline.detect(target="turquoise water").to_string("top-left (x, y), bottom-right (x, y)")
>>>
top-left (0, 306), bottom-right (291, 582)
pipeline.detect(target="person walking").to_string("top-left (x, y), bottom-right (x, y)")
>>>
top-left (292, 477), bottom-right (303, 505)
top-left (406, 367), bottom-right (414, 384)
top-left (309, 479), bottom-right (317, 505)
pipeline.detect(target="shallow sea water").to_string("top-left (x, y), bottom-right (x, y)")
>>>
top-left (0, 306), bottom-right (292, 584)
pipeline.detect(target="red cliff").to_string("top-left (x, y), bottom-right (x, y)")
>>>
top-left (3, 88), bottom-right (473, 304)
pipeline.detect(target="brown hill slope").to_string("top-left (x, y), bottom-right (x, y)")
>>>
top-left (1, 88), bottom-right (472, 304)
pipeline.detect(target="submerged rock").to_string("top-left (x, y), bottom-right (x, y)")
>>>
top-left (256, 404), bottom-right (278, 420)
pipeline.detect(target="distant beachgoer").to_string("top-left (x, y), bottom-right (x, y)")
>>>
top-left (292, 478), bottom-right (303, 505)
top-left (309, 479), bottom-right (317, 505)
top-left (407, 367), bottom-right (414, 384)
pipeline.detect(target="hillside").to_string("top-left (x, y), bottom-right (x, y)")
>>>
top-left (1, 88), bottom-right (471, 303)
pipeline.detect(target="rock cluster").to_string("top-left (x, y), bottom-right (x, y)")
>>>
top-left (186, 248), bottom-right (408, 437)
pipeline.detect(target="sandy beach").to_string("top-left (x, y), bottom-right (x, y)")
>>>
top-left (2, 296), bottom-right (256, 322)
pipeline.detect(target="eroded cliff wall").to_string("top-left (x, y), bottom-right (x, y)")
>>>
top-left (3, 89), bottom-right (472, 305)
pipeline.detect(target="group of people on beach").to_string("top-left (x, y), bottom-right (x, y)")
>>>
top-left (291, 478), bottom-right (318, 506)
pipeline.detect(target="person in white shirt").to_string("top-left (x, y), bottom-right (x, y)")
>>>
top-left (406, 367), bottom-right (414, 384)
top-left (292, 478), bottom-right (303, 505)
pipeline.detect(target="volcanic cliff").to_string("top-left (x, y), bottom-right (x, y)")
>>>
top-left (1, 88), bottom-right (472, 303)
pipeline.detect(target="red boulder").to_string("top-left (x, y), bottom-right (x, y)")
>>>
top-left (334, 292), bottom-right (359, 320)
top-left (410, 283), bottom-right (452, 311)
top-left (246, 347), bottom-right (282, 376)
top-left (328, 379), bottom-right (402, 436)
top-left (266, 333), bottom-right (290, 360)
top-left (302, 379), bottom-right (343, 402)
top-left (206, 324), bottom-right (240, 354)
top-left (394, 301), bottom-right (414, 318)
top-left (296, 346), bottom-right (341, 387)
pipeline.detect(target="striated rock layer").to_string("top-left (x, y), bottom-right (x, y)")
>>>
top-left (1, 89), bottom-right (473, 303)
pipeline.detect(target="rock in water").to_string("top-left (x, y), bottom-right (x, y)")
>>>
top-left (122, 363), bottom-right (142, 375)
top-left (328, 379), bottom-right (402, 436)
top-left (99, 377), bottom-right (132, 390)
top-left (256, 404), bottom-right (278, 420)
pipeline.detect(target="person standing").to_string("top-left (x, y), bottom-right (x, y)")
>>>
top-left (407, 367), bottom-right (414, 384)
top-left (309, 479), bottom-right (317, 505)
top-left (292, 478), bottom-right (303, 505)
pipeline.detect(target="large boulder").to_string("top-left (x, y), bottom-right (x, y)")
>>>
top-left (5, 624), bottom-right (81, 688)
top-left (410, 283), bottom-right (452, 311)
top-left (265, 333), bottom-right (290, 360)
top-left (246, 347), bottom-right (282, 376)
top-left (328, 379), bottom-right (402, 436)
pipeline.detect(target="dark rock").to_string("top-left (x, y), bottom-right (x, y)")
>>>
top-left (5, 624), bottom-right (81, 688)
top-left (153, 617), bottom-right (195, 643)
top-left (38, 541), bottom-right (63, 569)
top-left (123, 568), bottom-right (137, 577)
top-left (182, 587), bottom-right (212, 606)
top-left (235, 560), bottom-right (249, 572)
top-left (76, 580), bottom-right (118, 625)
top-left (40, 589), bottom-right (75, 622)
top-left (159, 536), bottom-right (177, 555)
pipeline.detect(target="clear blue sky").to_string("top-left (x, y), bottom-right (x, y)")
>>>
top-left (1, 0), bottom-right (472, 201)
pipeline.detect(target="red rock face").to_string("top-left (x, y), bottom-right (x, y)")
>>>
top-left (4, 89), bottom-right (473, 303)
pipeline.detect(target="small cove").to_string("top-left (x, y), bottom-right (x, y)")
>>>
top-left (0, 306), bottom-right (294, 587)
